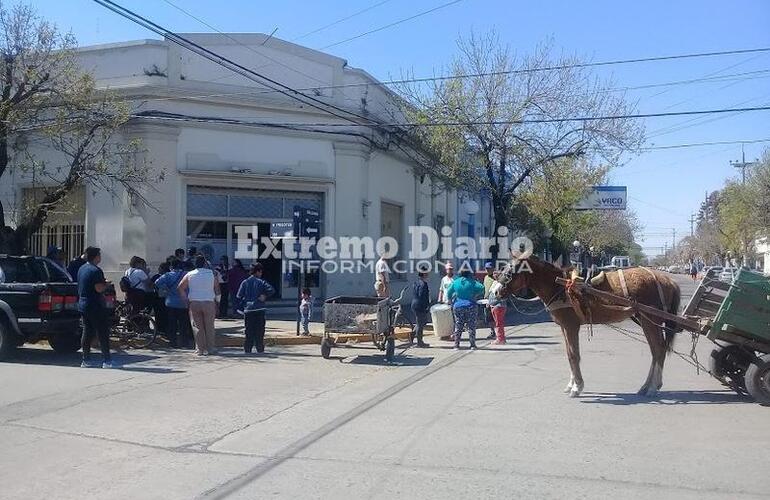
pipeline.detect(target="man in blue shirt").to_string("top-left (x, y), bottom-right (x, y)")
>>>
top-left (236, 263), bottom-right (276, 354)
top-left (154, 258), bottom-right (191, 348)
top-left (77, 247), bottom-right (114, 368)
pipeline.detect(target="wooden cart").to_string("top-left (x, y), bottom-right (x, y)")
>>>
top-left (558, 269), bottom-right (770, 405)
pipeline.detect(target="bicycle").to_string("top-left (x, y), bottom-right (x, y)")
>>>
top-left (110, 300), bottom-right (158, 349)
top-left (389, 286), bottom-right (414, 331)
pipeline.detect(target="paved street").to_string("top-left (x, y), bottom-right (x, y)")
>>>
top-left (0, 274), bottom-right (767, 499)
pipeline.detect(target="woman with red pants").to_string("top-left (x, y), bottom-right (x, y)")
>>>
top-left (489, 286), bottom-right (507, 345)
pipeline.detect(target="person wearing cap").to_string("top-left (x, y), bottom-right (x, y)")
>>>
top-left (482, 262), bottom-right (497, 339)
top-left (46, 245), bottom-right (71, 280)
top-left (437, 262), bottom-right (455, 304)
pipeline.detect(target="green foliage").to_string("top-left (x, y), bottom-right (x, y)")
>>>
top-left (0, 2), bottom-right (157, 253)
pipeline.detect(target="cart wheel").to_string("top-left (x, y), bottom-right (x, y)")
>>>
top-left (745, 354), bottom-right (770, 405)
top-left (385, 337), bottom-right (395, 363)
top-left (321, 339), bottom-right (333, 359)
top-left (708, 345), bottom-right (751, 394)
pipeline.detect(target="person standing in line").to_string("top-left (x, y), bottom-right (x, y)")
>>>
top-left (410, 270), bottom-right (431, 348)
top-left (215, 256), bottom-right (230, 318)
top-left (437, 262), bottom-right (455, 303)
top-left (67, 250), bottom-right (89, 282)
top-left (184, 247), bottom-right (197, 271)
top-left (689, 260), bottom-right (698, 281)
top-left (237, 263), bottom-right (276, 354)
top-left (154, 258), bottom-right (190, 348)
top-left (446, 267), bottom-right (485, 350)
top-left (178, 255), bottom-right (220, 356)
top-left (374, 255), bottom-right (391, 298)
top-left (482, 262), bottom-right (497, 339)
top-left (77, 247), bottom-right (115, 368)
top-left (488, 279), bottom-right (507, 345)
top-left (299, 287), bottom-right (313, 336)
top-left (227, 259), bottom-right (248, 313)
top-left (123, 256), bottom-right (152, 312)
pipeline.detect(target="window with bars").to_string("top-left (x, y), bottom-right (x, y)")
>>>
top-left (29, 223), bottom-right (85, 262)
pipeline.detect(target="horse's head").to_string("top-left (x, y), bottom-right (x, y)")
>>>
top-left (490, 256), bottom-right (532, 299)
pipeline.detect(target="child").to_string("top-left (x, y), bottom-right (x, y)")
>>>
top-left (299, 288), bottom-right (313, 336)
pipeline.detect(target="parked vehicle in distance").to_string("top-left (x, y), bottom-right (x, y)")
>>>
top-left (0, 254), bottom-right (115, 359)
top-left (667, 265), bottom-right (683, 274)
top-left (719, 267), bottom-right (740, 282)
top-left (610, 256), bottom-right (630, 268)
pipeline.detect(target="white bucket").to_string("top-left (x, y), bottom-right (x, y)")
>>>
top-left (430, 303), bottom-right (454, 339)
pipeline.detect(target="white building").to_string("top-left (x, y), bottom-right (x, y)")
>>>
top-left (0, 34), bottom-right (493, 299)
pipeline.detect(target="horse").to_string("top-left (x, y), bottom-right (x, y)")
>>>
top-left (490, 256), bottom-right (681, 397)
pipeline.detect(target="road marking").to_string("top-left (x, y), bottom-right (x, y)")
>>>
top-left (199, 325), bottom-right (533, 499)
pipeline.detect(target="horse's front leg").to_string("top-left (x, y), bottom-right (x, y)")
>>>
top-left (561, 324), bottom-right (584, 397)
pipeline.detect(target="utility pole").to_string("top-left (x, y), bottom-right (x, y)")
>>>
top-left (689, 213), bottom-right (696, 237)
top-left (672, 228), bottom-right (676, 253)
top-left (730, 144), bottom-right (758, 184)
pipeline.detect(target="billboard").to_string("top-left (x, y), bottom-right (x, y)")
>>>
top-left (574, 186), bottom-right (627, 210)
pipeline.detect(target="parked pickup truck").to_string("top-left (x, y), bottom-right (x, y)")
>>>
top-left (0, 255), bottom-right (113, 359)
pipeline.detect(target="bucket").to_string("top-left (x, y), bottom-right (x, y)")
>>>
top-left (430, 303), bottom-right (454, 339)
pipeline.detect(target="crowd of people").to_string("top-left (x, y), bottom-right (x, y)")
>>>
top-left (59, 245), bottom-right (289, 366)
top-left (377, 256), bottom-right (508, 351)
top-left (49, 243), bottom-right (504, 365)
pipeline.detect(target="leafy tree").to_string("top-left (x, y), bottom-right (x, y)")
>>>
top-left (396, 32), bottom-right (643, 248)
top-left (0, 2), bottom-right (155, 254)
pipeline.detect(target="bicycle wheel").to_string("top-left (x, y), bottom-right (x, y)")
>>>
top-left (125, 314), bottom-right (157, 349)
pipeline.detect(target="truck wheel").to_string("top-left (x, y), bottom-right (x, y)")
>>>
top-left (745, 354), bottom-right (770, 406)
top-left (0, 320), bottom-right (16, 360)
top-left (709, 345), bottom-right (750, 394)
top-left (48, 333), bottom-right (82, 354)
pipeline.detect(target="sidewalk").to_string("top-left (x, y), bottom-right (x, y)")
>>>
top-left (213, 318), bottom-right (423, 348)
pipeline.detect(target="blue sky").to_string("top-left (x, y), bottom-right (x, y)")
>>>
top-left (34, 0), bottom-right (770, 255)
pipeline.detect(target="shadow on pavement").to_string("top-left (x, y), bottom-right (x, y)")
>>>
top-left (345, 355), bottom-right (434, 367)
top-left (0, 349), bottom-right (181, 372)
top-left (579, 390), bottom-right (751, 405)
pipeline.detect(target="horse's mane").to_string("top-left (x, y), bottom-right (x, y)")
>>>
top-left (522, 255), bottom-right (569, 278)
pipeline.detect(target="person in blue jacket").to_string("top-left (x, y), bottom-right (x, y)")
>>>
top-left (154, 258), bottom-right (191, 348)
top-left (446, 266), bottom-right (485, 350)
top-left (236, 263), bottom-right (276, 354)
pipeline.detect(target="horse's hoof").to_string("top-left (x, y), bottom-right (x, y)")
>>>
top-left (644, 387), bottom-right (659, 398)
top-left (569, 388), bottom-right (582, 398)
top-left (563, 383), bottom-right (574, 393)
top-left (637, 386), bottom-right (649, 396)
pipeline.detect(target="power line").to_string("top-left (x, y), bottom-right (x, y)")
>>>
top-left (293, 0), bottom-right (393, 41)
top-left (122, 66), bottom-right (770, 106)
top-left (320, 0), bottom-right (463, 50)
top-left (156, 105), bottom-right (770, 127)
top-left (640, 138), bottom-right (770, 151)
top-left (93, 0), bottom-right (380, 128)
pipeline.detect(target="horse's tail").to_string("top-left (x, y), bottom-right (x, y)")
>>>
top-left (664, 283), bottom-right (682, 352)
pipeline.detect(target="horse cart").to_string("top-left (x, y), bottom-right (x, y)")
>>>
top-left (321, 295), bottom-right (398, 362)
top-left (559, 268), bottom-right (770, 405)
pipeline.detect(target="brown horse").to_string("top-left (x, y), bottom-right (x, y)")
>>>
top-left (490, 256), bottom-right (681, 397)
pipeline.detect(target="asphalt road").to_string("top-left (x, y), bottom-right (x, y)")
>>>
top-left (1, 273), bottom-right (768, 500)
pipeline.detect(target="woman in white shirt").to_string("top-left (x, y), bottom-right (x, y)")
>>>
top-left (178, 255), bottom-right (220, 356)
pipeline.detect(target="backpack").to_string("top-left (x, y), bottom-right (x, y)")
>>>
top-left (119, 275), bottom-right (133, 293)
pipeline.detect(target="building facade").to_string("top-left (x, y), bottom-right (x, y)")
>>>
top-left (0, 34), bottom-right (493, 298)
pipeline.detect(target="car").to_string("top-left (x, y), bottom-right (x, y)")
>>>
top-left (719, 267), bottom-right (747, 282)
top-left (667, 265), bottom-right (683, 274)
top-left (0, 254), bottom-right (114, 359)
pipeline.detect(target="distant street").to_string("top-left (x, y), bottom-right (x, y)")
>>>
top-left (1, 273), bottom-right (767, 499)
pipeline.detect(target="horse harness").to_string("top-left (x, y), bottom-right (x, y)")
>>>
top-left (617, 267), bottom-right (668, 309)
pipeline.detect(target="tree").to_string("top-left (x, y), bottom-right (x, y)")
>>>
top-left (0, 2), bottom-right (155, 254)
top-left (518, 157), bottom-right (606, 259)
top-left (396, 32), bottom-right (643, 245)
